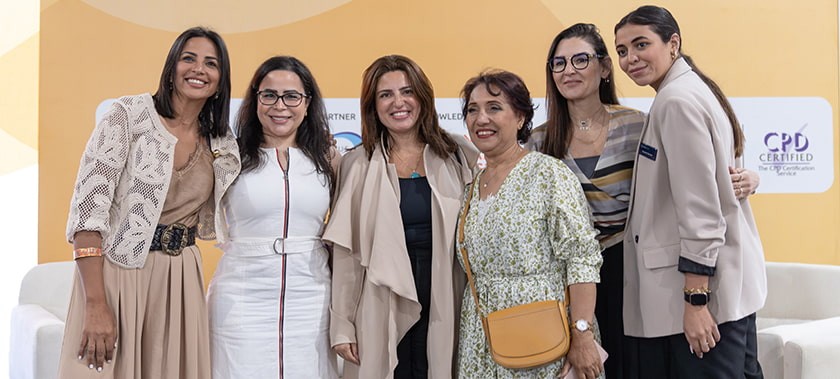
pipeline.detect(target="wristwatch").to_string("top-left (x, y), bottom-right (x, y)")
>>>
top-left (684, 292), bottom-right (710, 306)
top-left (573, 319), bottom-right (593, 333)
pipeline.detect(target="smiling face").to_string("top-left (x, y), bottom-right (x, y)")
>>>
top-left (614, 23), bottom-right (679, 90)
top-left (465, 84), bottom-right (524, 157)
top-left (375, 70), bottom-right (420, 136)
top-left (552, 37), bottom-right (610, 103)
top-left (172, 37), bottom-right (220, 103)
top-left (257, 69), bottom-right (310, 148)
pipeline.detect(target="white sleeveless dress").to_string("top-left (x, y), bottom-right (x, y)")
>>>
top-left (208, 147), bottom-right (338, 379)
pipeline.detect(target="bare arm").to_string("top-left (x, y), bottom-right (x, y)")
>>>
top-left (73, 231), bottom-right (117, 372)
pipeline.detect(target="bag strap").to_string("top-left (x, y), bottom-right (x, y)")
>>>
top-left (457, 177), bottom-right (485, 318)
top-left (457, 173), bottom-right (571, 323)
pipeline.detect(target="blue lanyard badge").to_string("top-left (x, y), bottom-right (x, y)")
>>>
top-left (639, 143), bottom-right (658, 161)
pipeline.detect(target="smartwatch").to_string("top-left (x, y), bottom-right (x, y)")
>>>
top-left (684, 292), bottom-right (710, 306)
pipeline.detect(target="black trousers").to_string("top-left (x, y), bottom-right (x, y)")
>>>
top-left (624, 313), bottom-right (763, 379)
top-left (394, 248), bottom-right (432, 379)
top-left (595, 243), bottom-right (634, 379)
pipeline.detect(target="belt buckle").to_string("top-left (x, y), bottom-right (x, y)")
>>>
top-left (272, 237), bottom-right (285, 255)
top-left (160, 223), bottom-right (189, 256)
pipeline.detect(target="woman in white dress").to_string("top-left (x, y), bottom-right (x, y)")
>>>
top-left (208, 56), bottom-right (340, 379)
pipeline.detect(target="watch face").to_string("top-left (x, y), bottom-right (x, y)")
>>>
top-left (575, 319), bottom-right (589, 331)
top-left (688, 293), bottom-right (709, 306)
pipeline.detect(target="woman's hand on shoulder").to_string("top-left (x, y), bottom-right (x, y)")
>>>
top-left (729, 166), bottom-right (760, 200)
top-left (559, 331), bottom-right (603, 379)
top-left (333, 342), bottom-right (360, 365)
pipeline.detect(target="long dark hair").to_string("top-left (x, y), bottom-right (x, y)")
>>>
top-left (543, 23), bottom-right (619, 159)
top-left (152, 26), bottom-right (231, 138)
top-left (236, 56), bottom-right (335, 194)
top-left (461, 69), bottom-right (534, 144)
top-left (359, 55), bottom-right (457, 159)
top-left (615, 5), bottom-right (745, 157)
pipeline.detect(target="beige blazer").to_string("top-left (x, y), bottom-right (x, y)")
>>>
top-left (324, 136), bottom-right (477, 379)
top-left (623, 58), bottom-right (767, 338)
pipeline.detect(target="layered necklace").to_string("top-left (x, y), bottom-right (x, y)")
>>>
top-left (573, 105), bottom-right (608, 131)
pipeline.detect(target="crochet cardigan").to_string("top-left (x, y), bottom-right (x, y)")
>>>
top-left (65, 93), bottom-right (240, 268)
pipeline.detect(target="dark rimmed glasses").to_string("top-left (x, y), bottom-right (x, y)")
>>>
top-left (257, 90), bottom-right (310, 107)
top-left (548, 52), bottom-right (603, 73)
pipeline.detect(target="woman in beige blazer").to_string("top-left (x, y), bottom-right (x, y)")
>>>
top-left (324, 55), bottom-right (477, 379)
top-left (614, 6), bottom-right (766, 378)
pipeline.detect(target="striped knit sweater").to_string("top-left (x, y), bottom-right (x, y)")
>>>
top-left (526, 105), bottom-right (645, 249)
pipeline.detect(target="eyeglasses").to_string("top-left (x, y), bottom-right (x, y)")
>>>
top-left (256, 90), bottom-right (310, 107)
top-left (548, 52), bottom-right (603, 73)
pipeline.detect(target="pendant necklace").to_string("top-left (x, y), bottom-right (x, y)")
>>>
top-left (574, 106), bottom-right (607, 131)
top-left (392, 148), bottom-right (423, 178)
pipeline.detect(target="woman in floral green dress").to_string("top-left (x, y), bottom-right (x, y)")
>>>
top-left (457, 70), bottom-right (604, 379)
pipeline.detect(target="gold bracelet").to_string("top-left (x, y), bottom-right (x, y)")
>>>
top-left (73, 247), bottom-right (103, 260)
top-left (683, 287), bottom-right (712, 295)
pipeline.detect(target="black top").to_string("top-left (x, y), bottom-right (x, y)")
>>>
top-left (574, 155), bottom-right (599, 179)
top-left (398, 176), bottom-right (433, 253)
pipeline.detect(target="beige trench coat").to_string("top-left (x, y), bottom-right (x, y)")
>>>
top-left (324, 137), bottom-right (477, 379)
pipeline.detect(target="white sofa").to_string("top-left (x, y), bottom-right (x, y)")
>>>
top-left (10, 261), bottom-right (75, 379)
top-left (757, 261), bottom-right (840, 379)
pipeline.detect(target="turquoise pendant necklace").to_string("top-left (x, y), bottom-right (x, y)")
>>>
top-left (392, 148), bottom-right (423, 179)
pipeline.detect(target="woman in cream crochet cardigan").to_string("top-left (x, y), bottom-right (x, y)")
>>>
top-left (58, 27), bottom-right (240, 379)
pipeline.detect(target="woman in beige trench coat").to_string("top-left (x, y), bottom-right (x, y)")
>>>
top-left (324, 55), bottom-right (478, 379)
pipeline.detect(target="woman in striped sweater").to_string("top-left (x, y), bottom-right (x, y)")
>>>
top-left (526, 23), bottom-right (759, 379)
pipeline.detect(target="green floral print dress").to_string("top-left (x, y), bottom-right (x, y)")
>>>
top-left (457, 152), bottom-right (604, 379)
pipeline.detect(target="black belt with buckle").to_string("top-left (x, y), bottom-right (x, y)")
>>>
top-left (150, 223), bottom-right (196, 256)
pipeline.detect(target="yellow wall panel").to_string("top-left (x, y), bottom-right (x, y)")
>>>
top-left (39, 0), bottom-right (840, 281)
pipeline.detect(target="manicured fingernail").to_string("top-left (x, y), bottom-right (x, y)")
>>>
top-left (88, 363), bottom-right (94, 369)
top-left (97, 366), bottom-right (103, 372)
top-left (78, 355), bottom-right (83, 360)
top-left (106, 359), bottom-right (112, 364)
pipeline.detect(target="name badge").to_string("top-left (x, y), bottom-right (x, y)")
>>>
top-left (639, 143), bottom-right (658, 161)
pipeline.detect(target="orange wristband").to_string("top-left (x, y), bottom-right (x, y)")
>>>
top-left (73, 247), bottom-right (102, 260)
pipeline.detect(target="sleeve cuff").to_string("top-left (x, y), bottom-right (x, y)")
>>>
top-left (678, 257), bottom-right (716, 276)
top-left (329, 311), bottom-right (357, 346)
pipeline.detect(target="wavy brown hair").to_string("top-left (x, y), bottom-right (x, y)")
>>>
top-left (359, 55), bottom-right (457, 159)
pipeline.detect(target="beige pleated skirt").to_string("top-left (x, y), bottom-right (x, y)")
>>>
top-left (57, 246), bottom-right (210, 379)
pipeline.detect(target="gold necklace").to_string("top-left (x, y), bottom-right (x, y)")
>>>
top-left (391, 148), bottom-right (423, 178)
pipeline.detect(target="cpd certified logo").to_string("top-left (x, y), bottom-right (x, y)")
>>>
top-left (334, 132), bottom-right (362, 155)
top-left (759, 125), bottom-right (814, 176)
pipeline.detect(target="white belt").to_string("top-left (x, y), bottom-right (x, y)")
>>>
top-left (220, 236), bottom-right (326, 256)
